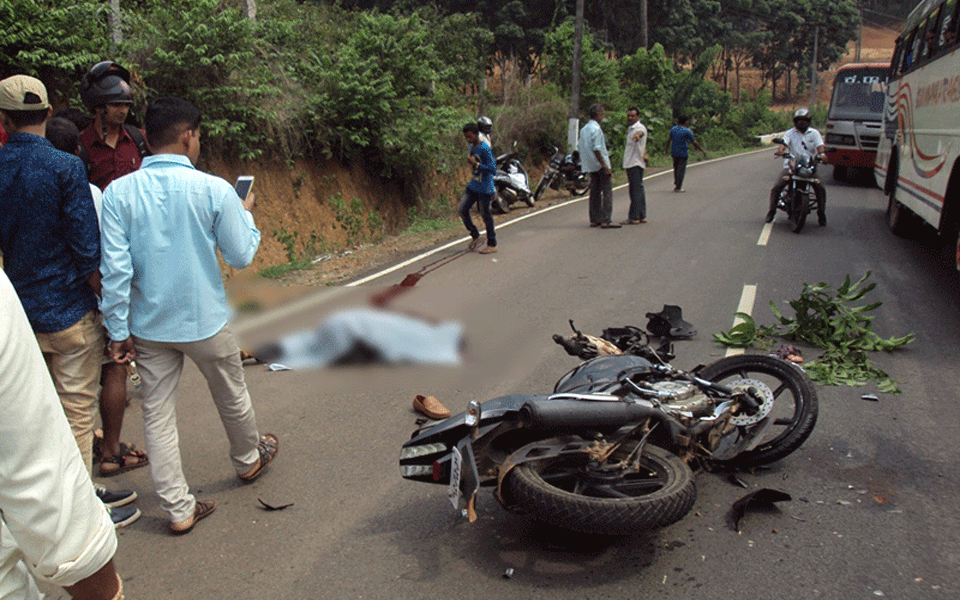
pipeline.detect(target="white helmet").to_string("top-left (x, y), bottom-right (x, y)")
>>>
top-left (793, 108), bottom-right (811, 131)
top-left (477, 116), bottom-right (493, 134)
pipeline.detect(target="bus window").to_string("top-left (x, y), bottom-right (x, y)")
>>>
top-left (891, 39), bottom-right (905, 76)
top-left (937, 0), bottom-right (957, 49)
top-left (903, 29), bottom-right (918, 70)
top-left (943, 0), bottom-right (960, 48)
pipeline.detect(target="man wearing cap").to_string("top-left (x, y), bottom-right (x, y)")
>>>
top-left (0, 74), bottom-right (140, 530)
top-left (79, 61), bottom-right (146, 191)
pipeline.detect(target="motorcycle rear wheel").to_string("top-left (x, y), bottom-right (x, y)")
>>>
top-left (501, 443), bottom-right (696, 535)
top-left (492, 192), bottom-right (510, 215)
top-left (698, 355), bottom-right (818, 469)
top-left (570, 181), bottom-right (589, 196)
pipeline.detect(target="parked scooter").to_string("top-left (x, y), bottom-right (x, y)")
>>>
top-left (399, 322), bottom-right (818, 535)
top-left (771, 136), bottom-right (825, 233)
top-left (533, 146), bottom-right (590, 201)
top-left (492, 143), bottom-right (533, 214)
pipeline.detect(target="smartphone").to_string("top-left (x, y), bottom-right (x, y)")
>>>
top-left (234, 175), bottom-right (254, 201)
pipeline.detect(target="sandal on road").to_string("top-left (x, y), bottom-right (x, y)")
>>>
top-left (98, 442), bottom-right (149, 477)
top-left (238, 433), bottom-right (279, 482)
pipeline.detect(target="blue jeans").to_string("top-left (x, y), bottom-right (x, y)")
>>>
top-left (458, 189), bottom-right (496, 246)
top-left (626, 166), bottom-right (647, 220)
top-left (672, 156), bottom-right (688, 190)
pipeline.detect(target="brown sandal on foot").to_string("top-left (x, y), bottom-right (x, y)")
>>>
top-left (98, 443), bottom-right (149, 477)
top-left (238, 434), bottom-right (279, 482)
top-left (170, 499), bottom-right (217, 535)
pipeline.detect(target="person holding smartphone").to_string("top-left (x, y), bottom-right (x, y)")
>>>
top-left (99, 97), bottom-right (274, 534)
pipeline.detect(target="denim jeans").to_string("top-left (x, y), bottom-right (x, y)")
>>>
top-left (672, 156), bottom-right (688, 190)
top-left (458, 188), bottom-right (497, 246)
top-left (588, 170), bottom-right (613, 224)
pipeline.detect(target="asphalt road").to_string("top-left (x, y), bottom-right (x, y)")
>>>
top-left (99, 151), bottom-right (960, 600)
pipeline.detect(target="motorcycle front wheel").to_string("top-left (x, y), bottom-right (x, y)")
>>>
top-left (788, 191), bottom-right (807, 233)
top-left (698, 355), bottom-right (818, 469)
top-left (501, 443), bottom-right (696, 535)
top-left (533, 175), bottom-right (550, 201)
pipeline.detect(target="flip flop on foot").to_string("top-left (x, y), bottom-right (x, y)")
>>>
top-left (238, 434), bottom-right (279, 482)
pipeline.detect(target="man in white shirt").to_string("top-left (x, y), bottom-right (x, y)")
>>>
top-left (766, 108), bottom-right (827, 225)
top-left (0, 269), bottom-right (123, 600)
top-left (621, 106), bottom-right (648, 224)
top-left (99, 96), bottom-right (279, 534)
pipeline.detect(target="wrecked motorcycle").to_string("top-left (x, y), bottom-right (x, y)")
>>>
top-left (399, 324), bottom-right (818, 535)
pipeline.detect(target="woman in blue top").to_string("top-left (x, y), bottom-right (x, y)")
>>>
top-left (458, 122), bottom-right (498, 254)
top-left (666, 115), bottom-right (707, 192)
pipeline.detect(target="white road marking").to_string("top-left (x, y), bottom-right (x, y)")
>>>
top-left (725, 284), bottom-right (757, 357)
top-left (757, 222), bottom-right (773, 246)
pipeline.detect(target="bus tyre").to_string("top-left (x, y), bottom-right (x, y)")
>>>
top-left (887, 194), bottom-right (910, 236)
top-left (833, 165), bottom-right (847, 181)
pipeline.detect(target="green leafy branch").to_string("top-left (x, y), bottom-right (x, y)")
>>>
top-left (714, 272), bottom-right (915, 393)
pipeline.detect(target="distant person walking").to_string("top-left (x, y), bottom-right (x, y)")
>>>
top-left (578, 103), bottom-right (619, 228)
top-left (622, 106), bottom-right (648, 224)
top-left (666, 115), bottom-right (707, 192)
top-left (458, 121), bottom-right (498, 254)
top-left (99, 96), bottom-right (278, 534)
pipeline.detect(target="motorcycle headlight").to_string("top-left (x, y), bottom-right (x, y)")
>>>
top-left (798, 166), bottom-right (815, 177)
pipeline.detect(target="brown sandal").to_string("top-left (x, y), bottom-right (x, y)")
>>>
top-left (239, 434), bottom-right (279, 482)
top-left (98, 443), bottom-right (149, 477)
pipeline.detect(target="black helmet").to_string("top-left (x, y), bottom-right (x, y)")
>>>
top-left (80, 61), bottom-right (134, 109)
top-left (477, 116), bottom-right (493, 135)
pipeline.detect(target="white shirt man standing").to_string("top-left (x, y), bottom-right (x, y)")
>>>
top-left (622, 106), bottom-right (648, 224)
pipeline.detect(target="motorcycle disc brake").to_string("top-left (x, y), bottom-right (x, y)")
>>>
top-left (724, 378), bottom-right (775, 426)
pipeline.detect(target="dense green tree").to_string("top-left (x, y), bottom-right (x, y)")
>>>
top-left (0, 0), bottom-right (109, 103)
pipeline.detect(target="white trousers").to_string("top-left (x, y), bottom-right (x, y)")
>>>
top-left (134, 326), bottom-right (260, 523)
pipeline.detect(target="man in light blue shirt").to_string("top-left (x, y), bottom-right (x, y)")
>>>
top-left (578, 103), bottom-right (619, 228)
top-left (100, 96), bottom-right (279, 534)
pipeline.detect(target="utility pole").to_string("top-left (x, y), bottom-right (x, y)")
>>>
top-left (241, 0), bottom-right (256, 21)
top-left (856, 9), bottom-right (862, 61)
top-left (640, 0), bottom-right (648, 50)
top-left (108, 0), bottom-right (121, 50)
top-left (810, 23), bottom-right (819, 108)
top-left (568, 0), bottom-right (585, 152)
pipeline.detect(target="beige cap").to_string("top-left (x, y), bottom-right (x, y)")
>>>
top-left (0, 75), bottom-right (50, 111)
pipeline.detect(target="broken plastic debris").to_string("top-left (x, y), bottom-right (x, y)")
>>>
top-left (258, 498), bottom-right (294, 511)
top-left (267, 363), bottom-right (292, 371)
top-left (726, 488), bottom-right (792, 532)
top-left (861, 394), bottom-right (880, 401)
top-left (502, 568), bottom-right (514, 579)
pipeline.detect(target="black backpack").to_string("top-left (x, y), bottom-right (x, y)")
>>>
top-left (123, 123), bottom-right (150, 159)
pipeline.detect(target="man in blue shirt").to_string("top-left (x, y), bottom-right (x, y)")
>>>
top-left (99, 96), bottom-right (279, 534)
top-left (458, 121), bottom-right (498, 254)
top-left (578, 104), bottom-right (620, 228)
top-left (666, 115), bottom-right (707, 192)
top-left (0, 76), bottom-right (105, 470)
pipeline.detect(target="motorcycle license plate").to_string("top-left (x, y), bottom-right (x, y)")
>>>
top-left (448, 446), bottom-right (463, 510)
top-left (448, 439), bottom-right (481, 516)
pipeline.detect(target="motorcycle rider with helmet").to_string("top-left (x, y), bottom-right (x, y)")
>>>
top-left (766, 108), bottom-right (827, 226)
top-left (79, 61), bottom-right (148, 191)
top-left (477, 116), bottom-right (493, 148)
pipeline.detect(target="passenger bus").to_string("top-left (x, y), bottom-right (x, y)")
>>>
top-left (875, 0), bottom-right (960, 269)
top-left (823, 63), bottom-right (889, 180)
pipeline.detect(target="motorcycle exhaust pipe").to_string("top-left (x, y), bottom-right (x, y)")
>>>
top-left (519, 398), bottom-right (676, 431)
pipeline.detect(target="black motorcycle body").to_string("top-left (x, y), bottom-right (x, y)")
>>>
top-left (533, 147), bottom-right (589, 201)
top-left (492, 149), bottom-right (533, 214)
top-left (399, 328), bottom-right (818, 535)
top-left (773, 138), bottom-right (824, 233)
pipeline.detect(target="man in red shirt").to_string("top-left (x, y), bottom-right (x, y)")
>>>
top-left (79, 62), bottom-right (147, 191)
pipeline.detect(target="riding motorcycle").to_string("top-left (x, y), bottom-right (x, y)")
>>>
top-left (533, 146), bottom-right (590, 201)
top-left (492, 144), bottom-right (533, 214)
top-left (399, 323), bottom-right (818, 535)
top-left (772, 137), bottom-right (825, 233)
